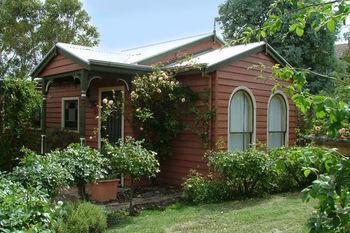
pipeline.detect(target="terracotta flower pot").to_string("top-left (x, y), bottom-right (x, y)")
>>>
top-left (88, 179), bottom-right (119, 203)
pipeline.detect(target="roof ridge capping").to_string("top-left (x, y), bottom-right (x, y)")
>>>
top-left (56, 42), bottom-right (125, 55)
top-left (121, 33), bottom-right (219, 52)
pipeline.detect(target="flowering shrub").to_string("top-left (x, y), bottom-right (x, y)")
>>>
top-left (130, 68), bottom-right (193, 157)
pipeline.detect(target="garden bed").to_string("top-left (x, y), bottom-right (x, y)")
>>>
top-left (107, 186), bottom-right (181, 211)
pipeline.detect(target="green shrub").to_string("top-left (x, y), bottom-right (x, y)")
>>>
top-left (106, 209), bottom-right (129, 227)
top-left (54, 202), bottom-right (107, 233)
top-left (206, 149), bottom-right (275, 196)
top-left (182, 170), bottom-right (233, 204)
top-left (269, 146), bottom-right (341, 191)
top-left (104, 137), bottom-right (159, 214)
top-left (10, 148), bottom-right (73, 197)
top-left (303, 157), bottom-right (350, 232)
top-left (0, 174), bottom-right (58, 232)
top-left (59, 144), bottom-right (107, 199)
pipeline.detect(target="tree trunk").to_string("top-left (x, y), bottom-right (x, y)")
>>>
top-left (78, 184), bottom-right (87, 200)
top-left (129, 178), bottom-right (134, 215)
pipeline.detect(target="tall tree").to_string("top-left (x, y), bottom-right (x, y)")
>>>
top-left (218, 0), bottom-right (339, 93)
top-left (0, 0), bottom-right (99, 78)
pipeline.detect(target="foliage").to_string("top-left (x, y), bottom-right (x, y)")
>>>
top-left (130, 67), bottom-right (194, 157)
top-left (0, 174), bottom-right (59, 232)
top-left (106, 209), bottom-right (129, 227)
top-left (188, 89), bottom-right (216, 149)
top-left (206, 149), bottom-right (275, 196)
top-left (271, 65), bottom-right (350, 139)
top-left (104, 137), bottom-right (159, 214)
top-left (182, 170), bottom-right (233, 204)
top-left (54, 202), bottom-right (107, 233)
top-left (218, 0), bottom-right (339, 93)
top-left (0, 0), bottom-right (99, 78)
top-left (105, 137), bottom-right (160, 181)
top-left (269, 146), bottom-right (341, 191)
top-left (59, 143), bottom-right (107, 199)
top-left (2, 77), bottom-right (41, 137)
top-left (10, 148), bottom-right (73, 197)
top-left (303, 157), bottom-right (350, 232)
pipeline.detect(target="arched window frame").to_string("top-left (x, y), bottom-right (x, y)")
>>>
top-left (267, 91), bottom-right (289, 148)
top-left (227, 86), bottom-right (256, 151)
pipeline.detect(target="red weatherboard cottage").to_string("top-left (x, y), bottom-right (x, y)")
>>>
top-left (31, 33), bottom-right (297, 186)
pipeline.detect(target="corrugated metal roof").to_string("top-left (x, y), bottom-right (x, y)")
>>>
top-left (166, 42), bottom-right (265, 69)
top-left (32, 33), bottom-right (282, 77)
top-left (57, 33), bottom-right (222, 65)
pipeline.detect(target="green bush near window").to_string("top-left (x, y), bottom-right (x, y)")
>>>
top-left (54, 202), bottom-right (107, 233)
top-left (182, 170), bottom-right (233, 204)
top-left (206, 149), bottom-right (276, 196)
top-left (183, 146), bottom-right (342, 204)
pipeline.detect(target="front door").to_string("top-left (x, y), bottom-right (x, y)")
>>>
top-left (99, 89), bottom-right (123, 147)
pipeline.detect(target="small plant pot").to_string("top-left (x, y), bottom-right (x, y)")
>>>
top-left (88, 179), bottom-right (119, 203)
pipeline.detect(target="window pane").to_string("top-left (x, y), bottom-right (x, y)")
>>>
top-left (229, 90), bottom-right (254, 151)
top-left (243, 94), bottom-right (253, 132)
top-left (230, 91), bottom-right (244, 132)
top-left (229, 133), bottom-right (244, 151)
top-left (64, 100), bottom-right (78, 130)
top-left (268, 95), bottom-right (287, 148)
top-left (268, 132), bottom-right (285, 148)
top-left (269, 95), bottom-right (286, 131)
top-left (243, 132), bottom-right (252, 150)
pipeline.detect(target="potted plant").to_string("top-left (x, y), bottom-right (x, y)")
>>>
top-left (59, 143), bottom-right (107, 200)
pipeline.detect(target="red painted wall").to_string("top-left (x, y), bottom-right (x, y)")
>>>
top-left (39, 54), bottom-right (81, 77)
top-left (212, 52), bottom-right (297, 148)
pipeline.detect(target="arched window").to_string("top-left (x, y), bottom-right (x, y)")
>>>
top-left (229, 89), bottom-right (254, 151)
top-left (268, 94), bottom-right (288, 148)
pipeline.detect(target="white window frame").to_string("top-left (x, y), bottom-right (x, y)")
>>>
top-left (267, 91), bottom-right (289, 148)
top-left (61, 97), bottom-right (79, 132)
top-left (97, 86), bottom-right (125, 150)
top-left (227, 86), bottom-right (256, 151)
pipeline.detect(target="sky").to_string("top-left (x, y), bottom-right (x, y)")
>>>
top-left (82, 0), bottom-right (226, 51)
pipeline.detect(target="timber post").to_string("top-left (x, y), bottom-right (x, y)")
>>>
top-left (41, 80), bottom-right (48, 154)
top-left (79, 70), bottom-right (88, 146)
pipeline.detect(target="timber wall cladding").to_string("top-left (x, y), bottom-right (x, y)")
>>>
top-left (160, 74), bottom-right (210, 185)
top-left (213, 52), bottom-right (297, 148)
top-left (46, 81), bottom-right (80, 129)
top-left (46, 77), bottom-right (133, 149)
top-left (39, 54), bottom-right (82, 77)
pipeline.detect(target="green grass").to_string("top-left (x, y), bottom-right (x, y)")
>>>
top-left (107, 193), bottom-right (316, 233)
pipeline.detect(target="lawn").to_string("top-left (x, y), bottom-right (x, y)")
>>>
top-left (108, 193), bottom-right (316, 233)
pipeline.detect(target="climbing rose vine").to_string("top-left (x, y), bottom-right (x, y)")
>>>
top-left (130, 68), bottom-right (193, 158)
